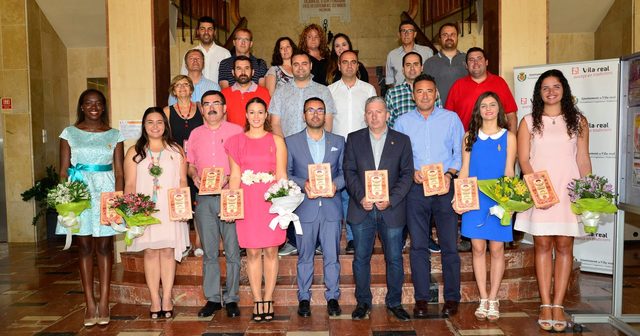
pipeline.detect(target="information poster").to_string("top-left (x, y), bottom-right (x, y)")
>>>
top-left (299, 0), bottom-right (350, 22)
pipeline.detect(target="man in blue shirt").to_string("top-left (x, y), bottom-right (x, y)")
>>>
top-left (394, 74), bottom-right (464, 318)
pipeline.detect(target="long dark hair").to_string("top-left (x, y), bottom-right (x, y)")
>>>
top-left (133, 107), bottom-right (181, 163)
top-left (531, 69), bottom-right (583, 138)
top-left (76, 89), bottom-right (109, 125)
top-left (271, 37), bottom-right (297, 66)
top-left (465, 91), bottom-right (508, 152)
top-left (326, 33), bottom-right (354, 84)
top-left (243, 97), bottom-right (272, 132)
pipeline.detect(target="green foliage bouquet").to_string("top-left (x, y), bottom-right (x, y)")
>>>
top-left (46, 180), bottom-right (91, 249)
top-left (110, 193), bottom-right (160, 246)
top-left (477, 176), bottom-right (534, 226)
top-left (567, 174), bottom-right (617, 234)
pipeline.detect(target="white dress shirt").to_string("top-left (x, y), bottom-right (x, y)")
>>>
top-left (328, 78), bottom-right (377, 138)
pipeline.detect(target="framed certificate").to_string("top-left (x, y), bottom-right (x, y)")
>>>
top-left (524, 171), bottom-right (560, 208)
top-left (422, 163), bottom-right (447, 196)
top-left (168, 187), bottom-right (193, 221)
top-left (365, 170), bottom-right (389, 202)
top-left (454, 177), bottom-right (480, 211)
top-left (307, 163), bottom-right (333, 197)
top-left (220, 189), bottom-right (244, 220)
top-left (199, 167), bottom-right (225, 195)
top-left (100, 191), bottom-right (122, 225)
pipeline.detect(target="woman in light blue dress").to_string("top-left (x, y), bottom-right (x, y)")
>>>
top-left (58, 89), bottom-right (124, 327)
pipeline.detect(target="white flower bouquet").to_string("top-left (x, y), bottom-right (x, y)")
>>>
top-left (241, 169), bottom-right (275, 185)
top-left (46, 181), bottom-right (91, 250)
top-left (264, 179), bottom-right (304, 234)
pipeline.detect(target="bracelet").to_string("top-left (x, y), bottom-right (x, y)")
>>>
top-left (445, 172), bottom-right (455, 179)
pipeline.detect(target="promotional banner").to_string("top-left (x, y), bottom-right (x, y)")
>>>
top-left (514, 59), bottom-right (619, 274)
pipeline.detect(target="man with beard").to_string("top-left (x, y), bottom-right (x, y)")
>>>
top-left (221, 55), bottom-right (271, 127)
top-left (187, 90), bottom-right (244, 318)
top-left (385, 20), bottom-right (433, 88)
top-left (423, 23), bottom-right (467, 106)
top-left (285, 97), bottom-right (345, 318)
top-left (218, 28), bottom-right (268, 89)
top-left (180, 16), bottom-right (230, 83)
top-left (385, 52), bottom-right (423, 128)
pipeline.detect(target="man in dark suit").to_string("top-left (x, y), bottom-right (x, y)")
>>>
top-left (343, 96), bottom-right (414, 321)
top-left (286, 97), bottom-right (345, 318)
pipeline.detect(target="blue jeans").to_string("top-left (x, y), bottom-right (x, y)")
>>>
top-left (352, 209), bottom-right (405, 307)
top-left (342, 189), bottom-right (353, 242)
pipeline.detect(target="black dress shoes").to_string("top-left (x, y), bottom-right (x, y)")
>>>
top-left (413, 300), bottom-right (429, 319)
top-left (198, 301), bottom-right (222, 317)
top-left (297, 300), bottom-right (311, 317)
top-left (387, 305), bottom-right (411, 321)
top-left (225, 302), bottom-right (240, 317)
top-left (441, 300), bottom-right (459, 317)
top-left (351, 302), bottom-right (371, 320)
top-left (327, 299), bottom-right (341, 316)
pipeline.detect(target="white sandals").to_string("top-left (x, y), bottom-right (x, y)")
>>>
top-left (487, 300), bottom-right (500, 321)
top-left (538, 304), bottom-right (554, 331)
top-left (474, 299), bottom-right (488, 320)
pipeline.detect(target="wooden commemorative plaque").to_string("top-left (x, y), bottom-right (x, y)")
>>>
top-left (422, 163), bottom-right (447, 196)
top-left (524, 171), bottom-right (560, 208)
top-left (168, 187), bottom-right (193, 221)
top-left (220, 189), bottom-right (244, 220)
top-left (307, 163), bottom-right (333, 197)
top-left (199, 167), bottom-right (225, 195)
top-left (454, 177), bottom-right (480, 211)
top-left (100, 191), bottom-right (122, 225)
top-left (365, 170), bottom-right (389, 202)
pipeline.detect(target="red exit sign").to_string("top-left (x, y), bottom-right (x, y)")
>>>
top-left (1, 97), bottom-right (11, 110)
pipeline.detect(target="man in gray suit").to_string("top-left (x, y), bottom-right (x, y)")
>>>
top-left (286, 97), bottom-right (345, 318)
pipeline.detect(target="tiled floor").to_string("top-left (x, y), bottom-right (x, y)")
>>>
top-left (0, 239), bottom-right (632, 336)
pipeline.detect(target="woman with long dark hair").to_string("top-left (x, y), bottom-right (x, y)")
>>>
top-left (123, 107), bottom-right (189, 319)
top-left (225, 97), bottom-right (287, 322)
top-left (325, 33), bottom-right (369, 85)
top-left (58, 89), bottom-right (124, 326)
top-left (515, 69), bottom-right (591, 332)
top-left (265, 37), bottom-right (297, 95)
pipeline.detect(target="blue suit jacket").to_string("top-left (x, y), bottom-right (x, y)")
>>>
top-left (286, 129), bottom-right (345, 223)
top-left (343, 127), bottom-right (414, 227)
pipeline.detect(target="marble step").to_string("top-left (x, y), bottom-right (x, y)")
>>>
top-left (109, 263), bottom-right (580, 306)
top-left (120, 244), bottom-right (535, 277)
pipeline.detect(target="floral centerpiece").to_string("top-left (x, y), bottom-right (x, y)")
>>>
top-left (477, 176), bottom-right (534, 226)
top-left (46, 180), bottom-right (91, 250)
top-left (567, 174), bottom-right (617, 233)
top-left (264, 179), bottom-right (304, 234)
top-left (110, 193), bottom-right (161, 246)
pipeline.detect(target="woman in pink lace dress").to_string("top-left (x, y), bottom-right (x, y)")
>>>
top-left (225, 97), bottom-right (287, 322)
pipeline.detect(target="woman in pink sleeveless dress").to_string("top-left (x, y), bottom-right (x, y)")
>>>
top-left (225, 97), bottom-right (288, 322)
top-left (124, 107), bottom-right (189, 320)
top-left (515, 70), bottom-right (591, 332)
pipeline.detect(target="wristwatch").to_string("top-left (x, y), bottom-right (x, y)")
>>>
top-left (445, 171), bottom-right (457, 180)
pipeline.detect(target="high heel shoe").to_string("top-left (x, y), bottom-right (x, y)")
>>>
top-left (263, 301), bottom-right (274, 321)
top-left (252, 301), bottom-right (263, 322)
top-left (552, 305), bottom-right (567, 332)
top-left (474, 299), bottom-right (488, 320)
top-left (537, 304), bottom-right (553, 331)
top-left (150, 310), bottom-right (162, 320)
top-left (83, 307), bottom-right (98, 327)
top-left (96, 306), bottom-right (110, 326)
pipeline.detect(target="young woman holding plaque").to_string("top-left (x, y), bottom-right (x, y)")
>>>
top-left (454, 91), bottom-right (517, 321)
top-left (58, 89), bottom-right (124, 327)
top-left (225, 97), bottom-right (288, 322)
top-left (123, 107), bottom-right (189, 319)
top-left (514, 69), bottom-right (591, 332)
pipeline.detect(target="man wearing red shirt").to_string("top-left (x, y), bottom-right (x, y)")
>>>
top-left (445, 47), bottom-right (517, 132)
top-left (221, 55), bottom-right (271, 127)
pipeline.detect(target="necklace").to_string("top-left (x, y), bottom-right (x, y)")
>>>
top-left (544, 114), bottom-right (561, 125)
top-left (176, 102), bottom-right (192, 129)
top-left (147, 148), bottom-right (164, 202)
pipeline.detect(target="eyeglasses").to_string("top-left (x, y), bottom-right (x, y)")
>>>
top-left (440, 33), bottom-right (456, 38)
top-left (235, 37), bottom-right (251, 42)
top-left (202, 101), bottom-right (223, 107)
top-left (304, 108), bottom-right (325, 115)
top-left (400, 29), bottom-right (415, 34)
top-left (175, 83), bottom-right (190, 88)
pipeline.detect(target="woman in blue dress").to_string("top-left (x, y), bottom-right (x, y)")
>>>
top-left (58, 89), bottom-right (124, 327)
top-left (454, 91), bottom-right (516, 321)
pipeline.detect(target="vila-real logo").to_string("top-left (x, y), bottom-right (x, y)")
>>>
top-left (572, 67), bottom-right (579, 75)
top-left (517, 72), bottom-right (527, 82)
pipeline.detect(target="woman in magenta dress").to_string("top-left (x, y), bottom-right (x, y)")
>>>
top-left (225, 97), bottom-right (287, 322)
top-left (123, 107), bottom-right (189, 319)
top-left (515, 69), bottom-right (591, 332)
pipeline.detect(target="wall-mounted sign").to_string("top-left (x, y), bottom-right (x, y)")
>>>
top-left (299, 0), bottom-right (350, 22)
top-left (1, 97), bottom-right (11, 110)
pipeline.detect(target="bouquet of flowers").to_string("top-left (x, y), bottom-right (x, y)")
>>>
top-left (264, 179), bottom-right (304, 234)
top-left (567, 174), bottom-right (617, 233)
top-left (110, 193), bottom-right (161, 246)
top-left (478, 176), bottom-right (534, 226)
top-left (46, 180), bottom-right (91, 250)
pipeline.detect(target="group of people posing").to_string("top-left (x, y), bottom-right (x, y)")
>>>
top-left (60, 17), bottom-right (590, 334)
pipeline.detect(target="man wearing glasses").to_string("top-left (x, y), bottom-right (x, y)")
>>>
top-left (186, 90), bottom-right (244, 318)
top-left (218, 28), bottom-right (268, 89)
top-left (424, 23), bottom-right (468, 106)
top-left (286, 97), bottom-right (345, 318)
top-left (180, 16), bottom-right (230, 84)
top-left (385, 20), bottom-right (433, 88)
